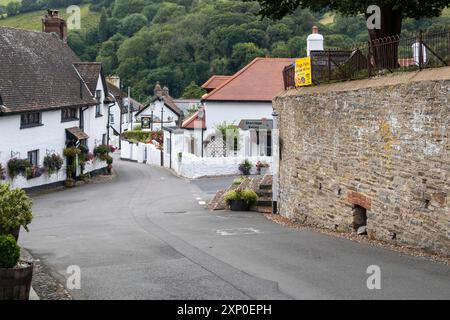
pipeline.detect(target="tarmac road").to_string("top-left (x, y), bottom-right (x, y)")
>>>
top-left (20, 158), bottom-right (450, 299)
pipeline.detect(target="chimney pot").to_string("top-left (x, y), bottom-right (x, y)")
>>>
top-left (42, 9), bottom-right (67, 42)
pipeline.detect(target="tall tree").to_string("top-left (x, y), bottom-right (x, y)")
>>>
top-left (181, 81), bottom-right (206, 99)
top-left (98, 8), bottom-right (110, 42)
top-left (249, 0), bottom-right (450, 67)
top-left (251, 0), bottom-right (450, 39)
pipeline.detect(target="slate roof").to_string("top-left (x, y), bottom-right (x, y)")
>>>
top-left (0, 27), bottom-right (97, 115)
top-left (136, 95), bottom-right (183, 117)
top-left (106, 82), bottom-right (143, 114)
top-left (73, 62), bottom-right (105, 96)
top-left (202, 58), bottom-right (294, 102)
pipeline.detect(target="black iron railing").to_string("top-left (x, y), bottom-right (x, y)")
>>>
top-left (283, 28), bottom-right (450, 89)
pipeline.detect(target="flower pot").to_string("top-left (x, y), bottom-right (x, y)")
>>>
top-left (0, 225), bottom-right (20, 242)
top-left (64, 179), bottom-right (75, 188)
top-left (0, 261), bottom-right (33, 300)
top-left (229, 200), bottom-right (251, 211)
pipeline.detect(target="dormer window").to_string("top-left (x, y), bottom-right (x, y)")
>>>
top-left (20, 112), bottom-right (42, 129)
top-left (61, 107), bottom-right (78, 122)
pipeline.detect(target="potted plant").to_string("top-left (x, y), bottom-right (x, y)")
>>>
top-left (65, 164), bottom-right (76, 188)
top-left (238, 159), bottom-right (252, 176)
top-left (7, 158), bottom-right (32, 179)
top-left (256, 161), bottom-right (270, 175)
top-left (63, 147), bottom-right (81, 159)
top-left (43, 154), bottom-right (63, 175)
top-left (224, 189), bottom-right (258, 211)
top-left (25, 166), bottom-right (45, 180)
top-left (105, 155), bottom-right (113, 174)
top-left (94, 144), bottom-right (110, 161)
top-left (0, 234), bottom-right (34, 300)
top-left (0, 184), bottom-right (33, 241)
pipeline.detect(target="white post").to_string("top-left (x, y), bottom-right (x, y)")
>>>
top-left (127, 87), bottom-right (131, 130)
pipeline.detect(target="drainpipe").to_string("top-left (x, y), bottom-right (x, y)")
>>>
top-left (79, 106), bottom-right (89, 131)
top-left (272, 111), bottom-right (279, 214)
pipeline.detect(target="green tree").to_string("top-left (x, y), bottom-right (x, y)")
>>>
top-left (112, 0), bottom-right (146, 19)
top-left (98, 8), bottom-right (110, 41)
top-left (230, 42), bottom-right (266, 71)
top-left (249, 0), bottom-right (450, 67)
top-left (181, 81), bottom-right (206, 99)
top-left (249, 0), bottom-right (450, 40)
top-left (6, 1), bottom-right (20, 17)
top-left (119, 13), bottom-right (148, 37)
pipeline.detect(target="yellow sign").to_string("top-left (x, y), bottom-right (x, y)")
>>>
top-left (295, 57), bottom-right (312, 87)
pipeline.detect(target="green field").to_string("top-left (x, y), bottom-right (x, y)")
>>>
top-left (0, 5), bottom-right (99, 32)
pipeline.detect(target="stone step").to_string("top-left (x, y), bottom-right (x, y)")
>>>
top-left (255, 206), bottom-right (273, 214)
top-left (257, 199), bottom-right (272, 207)
top-left (257, 190), bottom-right (272, 197)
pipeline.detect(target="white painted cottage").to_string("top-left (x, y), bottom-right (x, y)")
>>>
top-left (0, 12), bottom-right (113, 190)
top-left (106, 77), bottom-right (143, 147)
top-left (201, 57), bottom-right (294, 157)
top-left (135, 82), bottom-right (183, 131)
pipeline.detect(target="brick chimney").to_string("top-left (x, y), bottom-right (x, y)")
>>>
top-left (42, 9), bottom-right (67, 42)
top-left (154, 81), bottom-right (163, 98)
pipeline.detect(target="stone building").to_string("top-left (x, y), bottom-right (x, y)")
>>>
top-left (273, 67), bottom-right (450, 256)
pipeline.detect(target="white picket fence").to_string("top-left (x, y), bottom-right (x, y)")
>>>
top-left (120, 140), bottom-right (272, 179)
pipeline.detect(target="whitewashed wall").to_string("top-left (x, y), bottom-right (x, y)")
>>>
top-left (204, 101), bottom-right (273, 132)
top-left (84, 75), bottom-right (109, 152)
top-left (173, 154), bottom-right (272, 179)
top-left (120, 139), bottom-right (272, 180)
top-left (0, 105), bottom-right (108, 189)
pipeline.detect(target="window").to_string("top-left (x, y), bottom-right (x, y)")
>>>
top-left (95, 90), bottom-right (102, 100)
top-left (20, 112), bottom-right (42, 128)
top-left (61, 108), bottom-right (78, 122)
top-left (96, 105), bottom-right (102, 117)
top-left (27, 150), bottom-right (39, 166)
top-left (109, 113), bottom-right (115, 124)
top-left (102, 134), bottom-right (107, 145)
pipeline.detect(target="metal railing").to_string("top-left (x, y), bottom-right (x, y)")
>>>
top-left (283, 28), bottom-right (450, 89)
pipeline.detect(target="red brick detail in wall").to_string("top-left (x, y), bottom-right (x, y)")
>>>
top-left (347, 191), bottom-right (372, 210)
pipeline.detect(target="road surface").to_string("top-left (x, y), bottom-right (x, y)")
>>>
top-left (20, 158), bottom-right (450, 299)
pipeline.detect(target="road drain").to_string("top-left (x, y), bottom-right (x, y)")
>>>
top-left (216, 228), bottom-right (262, 236)
top-left (163, 211), bottom-right (187, 214)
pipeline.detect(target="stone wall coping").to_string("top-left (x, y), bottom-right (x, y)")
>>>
top-left (276, 66), bottom-right (450, 99)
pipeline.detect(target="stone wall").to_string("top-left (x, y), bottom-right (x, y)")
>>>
top-left (273, 67), bottom-right (450, 256)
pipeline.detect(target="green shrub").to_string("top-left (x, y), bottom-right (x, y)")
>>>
top-left (232, 177), bottom-right (246, 185)
top-left (0, 235), bottom-right (20, 268)
top-left (0, 184), bottom-right (33, 232)
top-left (94, 144), bottom-right (110, 157)
top-left (7, 158), bottom-right (32, 179)
top-left (224, 189), bottom-right (258, 207)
